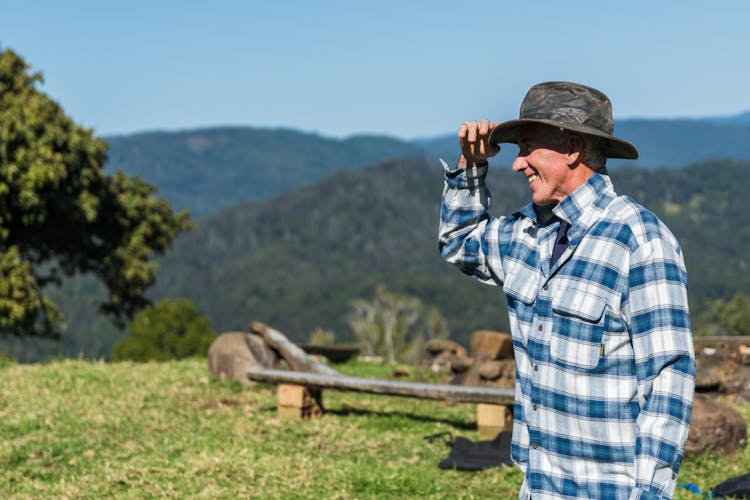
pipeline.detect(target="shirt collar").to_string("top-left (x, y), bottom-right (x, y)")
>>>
top-left (516, 172), bottom-right (616, 236)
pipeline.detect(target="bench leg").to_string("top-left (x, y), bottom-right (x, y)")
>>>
top-left (277, 384), bottom-right (324, 420)
top-left (476, 403), bottom-right (513, 440)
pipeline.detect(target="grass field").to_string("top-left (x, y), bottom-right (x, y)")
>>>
top-left (1, 357), bottom-right (748, 498)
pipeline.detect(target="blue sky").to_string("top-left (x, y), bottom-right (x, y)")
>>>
top-left (1, 0), bottom-right (748, 139)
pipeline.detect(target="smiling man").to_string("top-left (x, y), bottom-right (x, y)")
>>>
top-left (439, 82), bottom-right (695, 499)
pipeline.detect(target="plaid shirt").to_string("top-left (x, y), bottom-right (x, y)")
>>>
top-left (439, 162), bottom-right (695, 499)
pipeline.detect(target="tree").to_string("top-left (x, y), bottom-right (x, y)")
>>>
top-left (699, 293), bottom-right (750, 337)
top-left (111, 299), bottom-right (215, 362)
top-left (0, 48), bottom-right (191, 337)
top-left (347, 285), bottom-right (449, 364)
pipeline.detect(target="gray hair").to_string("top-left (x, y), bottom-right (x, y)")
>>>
top-left (549, 128), bottom-right (607, 171)
top-left (581, 136), bottom-right (607, 171)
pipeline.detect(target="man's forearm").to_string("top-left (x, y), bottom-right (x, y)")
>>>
top-left (438, 160), bottom-right (499, 285)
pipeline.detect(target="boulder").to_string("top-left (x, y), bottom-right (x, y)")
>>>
top-left (478, 358), bottom-right (515, 389)
top-left (685, 393), bottom-right (747, 456)
top-left (694, 348), bottom-right (750, 394)
top-left (420, 339), bottom-right (468, 373)
top-left (478, 360), bottom-right (504, 380)
top-left (470, 330), bottom-right (513, 360)
top-left (207, 332), bottom-right (280, 383)
top-left (449, 353), bottom-right (474, 374)
top-left (424, 338), bottom-right (468, 357)
top-left (449, 353), bottom-right (515, 390)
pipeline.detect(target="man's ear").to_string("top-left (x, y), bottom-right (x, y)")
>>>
top-left (567, 134), bottom-right (583, 166)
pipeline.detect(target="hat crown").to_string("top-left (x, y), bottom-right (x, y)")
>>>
top-left (519, 81), bottom-right (614, 135)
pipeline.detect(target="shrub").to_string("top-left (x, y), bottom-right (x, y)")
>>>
top-left (111, 299), bottom-right (215, 362)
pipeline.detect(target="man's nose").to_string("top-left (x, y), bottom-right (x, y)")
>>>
top-left (512, 155), bottom-right (526, 172)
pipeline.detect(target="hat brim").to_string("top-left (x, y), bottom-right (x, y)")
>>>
top-left (488, 118), bottom-right (639, 160)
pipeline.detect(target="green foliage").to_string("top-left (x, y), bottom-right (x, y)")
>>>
top-left (0, 351), bottom-right (13, 368)
top-left (0, 48), bottom-right (192, 338)
top-left (105, 127), bottom-right (421, 217)
top-left (348, 285), bottom-right (448, 364)
top-left (6, 151), bottom-right (750, 361)
top-left (308, 327), bottom-right (335, 345)
top-left (698, 293), bottom-right (750, 337)
top-left (111, 299), bottom-right (215, 362)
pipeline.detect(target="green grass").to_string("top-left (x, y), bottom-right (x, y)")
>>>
top-left (0, 358), bottom-right (746, 498)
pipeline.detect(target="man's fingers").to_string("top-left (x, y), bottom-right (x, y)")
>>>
top-left (458, 119), bottom-right (498, 162)
top-left (467, 122), bottom-right (478, 143)
top-left (479, 119), bottom-right (490, 136)
top-left (458, 123), bottom-right (468, 139)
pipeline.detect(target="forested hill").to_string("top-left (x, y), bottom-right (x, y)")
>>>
top-left (103, 117), bottom-right (750, 218)
top-left (4, 157), bottom-right (748, 362)
top-left (150, 157), bottom-right (750, 346)
top-left (104, 127), bottom-right (421, 217)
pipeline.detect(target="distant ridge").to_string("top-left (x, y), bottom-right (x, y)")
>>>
top-left (704, 110), bottom-right (750, 125)
top-left (104, 126), bottom-right (420, 217)
top-left (415, 115), bottom-right (750, 170)
top-left (103, 115), bottom-right (750, 220)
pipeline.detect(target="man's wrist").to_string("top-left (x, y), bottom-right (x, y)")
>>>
top-left (457, 155), bottom-right (489, 169)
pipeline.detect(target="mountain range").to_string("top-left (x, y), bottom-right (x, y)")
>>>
top-left (104, 114), bottom-right (750, 218)
top-left (3, 113), bottom-right (750, 361)
top-left (3, 154), bottom-right (749, 362)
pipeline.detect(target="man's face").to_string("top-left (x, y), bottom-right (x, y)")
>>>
top-left (512, 124), bottom-right (580, 206)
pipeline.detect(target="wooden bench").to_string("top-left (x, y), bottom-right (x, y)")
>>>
top-left (248, 369), bottom-right (515, 438)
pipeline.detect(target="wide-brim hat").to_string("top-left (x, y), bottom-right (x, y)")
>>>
top-left (488, 81), bottom-right (639, 160)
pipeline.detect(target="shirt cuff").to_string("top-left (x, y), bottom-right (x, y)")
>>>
top-left (440, 158), bottom-right (488, 189)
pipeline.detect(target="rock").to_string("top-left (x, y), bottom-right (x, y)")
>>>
top-left (694, 348), bottom-right (750, 394)
top-left (207, 332), bottom-right (280, 383)
top-left (420, 351), bottom-right (453, 373)
top-left (450, 357), bottom-right (482, 387)
top-left (477, 360), bottom-right (505, 380)
top-left (478, 359), bottom-right (516, 388)
top-left (685, 394), bottom-right (747, 456)
top-left (420, 339), bottom-right (468, 373)
top-left (449, 353), bottom-right (474, 374)
top-left (424, 339), bottom-right (468, 357)
top-left (470, 330), bottom-right (513, 360)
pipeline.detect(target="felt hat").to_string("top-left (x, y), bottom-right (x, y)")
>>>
top-left (488, 81), bottom-right (638, 159)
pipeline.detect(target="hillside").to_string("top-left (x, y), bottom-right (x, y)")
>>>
top-left (151, 156), bottom-right (525, 344)
top-left (103, 117), bottom-right (750, 220)
top-left (105, 127), bottom-right (421, 217)
top-left (152, 157), bottom-right (750, 344)
top-left (4, 157), bottom-right (749, 362)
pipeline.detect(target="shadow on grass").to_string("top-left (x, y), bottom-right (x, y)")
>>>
top-left (326, 404), bottom-right (475, 430)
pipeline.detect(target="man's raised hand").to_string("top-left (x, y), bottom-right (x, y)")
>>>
top-left (457, 119), bottom-right (500, 168)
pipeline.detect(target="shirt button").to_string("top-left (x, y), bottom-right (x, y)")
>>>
top-left (532, 442), bottom-right (538, 449)
top-left (543, 284), bottom-right (548, 291)
top-left (672, 472), bottom-right (676, 479)
top-left (533, 365), bottom-right (539, 372)
top-left (538, 324), bottom-right (543, 331)
top-left (532, 404), bottom-right (538, 411)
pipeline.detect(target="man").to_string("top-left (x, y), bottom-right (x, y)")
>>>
top-left (439, 82), bottom-right (695, 499)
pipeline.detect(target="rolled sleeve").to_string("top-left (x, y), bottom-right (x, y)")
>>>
top-left (438, 159), bottom-right (503, 285)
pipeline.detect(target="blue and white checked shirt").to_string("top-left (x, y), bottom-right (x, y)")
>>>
top-left (439, 162), bottom-right (695, 499)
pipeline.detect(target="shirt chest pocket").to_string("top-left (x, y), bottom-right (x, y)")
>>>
top-left (549, 290), bottom-right (608, 370)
